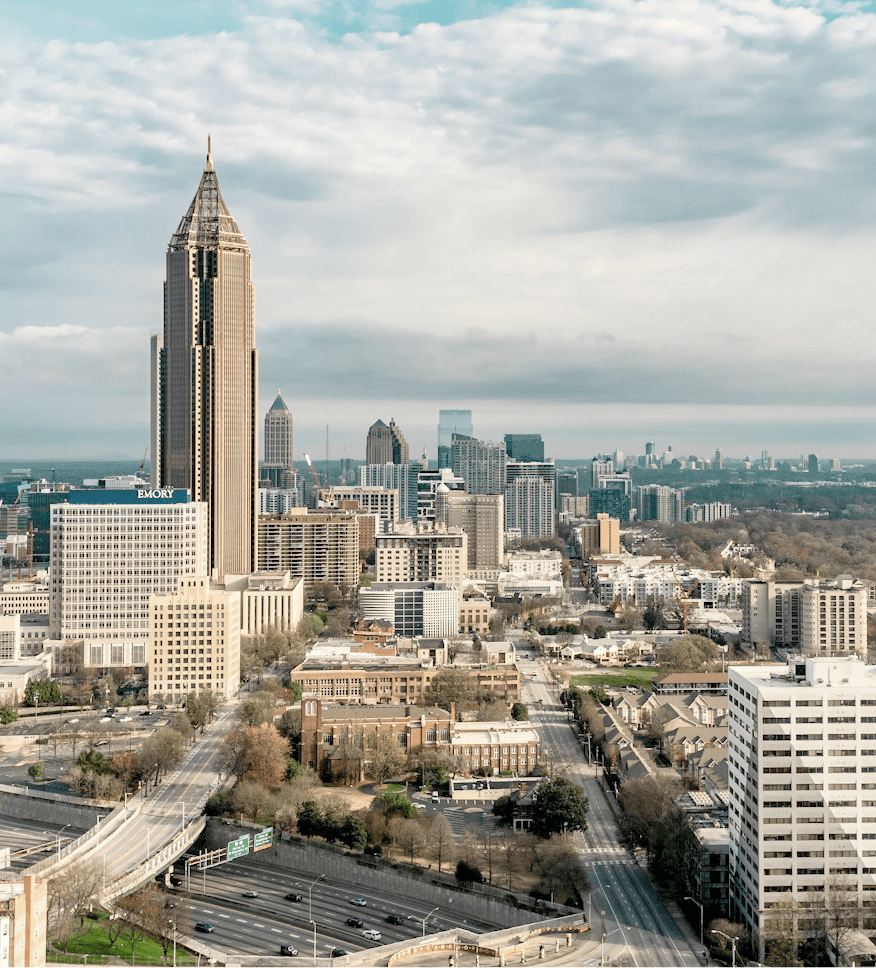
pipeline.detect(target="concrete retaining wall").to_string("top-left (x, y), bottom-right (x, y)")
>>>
top-left (0, 786), bottom-right (108, 833)
top-left (205, 820), bottom-right (576, 931)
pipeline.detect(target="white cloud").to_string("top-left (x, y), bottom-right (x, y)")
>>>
top-left (3, 1), bottom-right (876, 456)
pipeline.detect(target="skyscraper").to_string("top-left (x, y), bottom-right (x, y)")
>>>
top-left (451, 435), bottom-right (506, 495)
top-left (366, 418), bottom-right (409, 465)
top-left (153, 141), bottom-right (258, 580)
top-left (504, 434), bottom-right (544, 462)
top-left (437, 410), bottom-right (472, 468)
top-left (264, 391), bottom-right (293, 471)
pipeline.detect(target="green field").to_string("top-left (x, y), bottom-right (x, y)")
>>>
top-left (51, 922), bottom-right (194, 966)
top-left (570, 668), bottom-right (660, 689)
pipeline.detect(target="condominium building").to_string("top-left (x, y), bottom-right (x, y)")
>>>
top-left (358, 582), bottom-right (459, 638)
top-left (257, 510), bottom-right (359, 593)
top-left (451, 435), bottom-right (506, 495)
top-left (637, 485), bottom-right (685, 524)
top-left (360, 462), bottom-right (419, 520)
top-left (742, 577), bottom-right (867, 657)
top-left (49, 492), bottom-right (209, 669)
top-left (148, 576), bottom-right (240, 701)
top-left (686, 503), bottom-right (734, 523)
top-left (434, 488), bottom-right (503, 569)
top-left (579, 513), bottom-right (620, 557)
top-left (375, 524), bottom-right (467, 587)
top-left (153, 143), bottom-right (258, 580)
top-left (504, 461), bottom-right (555, 538)
top-left (332, 486), bottom-right (399, 528)
top-left (416, 468), bottom-right (465, 523)
top-left (238, 571), bottom-right (304, 636)
top-left (729, 657), bottom-right (876, 963)
top-left (258, 485), bottom-right (303, 515)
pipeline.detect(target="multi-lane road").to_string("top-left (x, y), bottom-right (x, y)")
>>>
top-left (517, 647), bottom-right (704, 967)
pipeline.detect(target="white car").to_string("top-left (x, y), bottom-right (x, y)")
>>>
top-left (362, 929), bottom-right (381, 942)
top-left (119, 716), bottom-right (132, 722)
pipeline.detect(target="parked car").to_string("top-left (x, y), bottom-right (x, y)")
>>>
top-left (195, 922), bottom-right (214, 933)
top-left (280, 944), bottom-right (298, 956)
top-left (362, 929), bottom-right (381, 942)
top-left (345, 917), bottom-right (363, 928)
top-left (285, 892), bottom-right (303, 902)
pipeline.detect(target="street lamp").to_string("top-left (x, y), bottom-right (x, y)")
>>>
top-left (712, 928), bottom-right (738, 968)
top-left (310, 919), bottom-right (317, 967)
top-left (415, 906), bottom-right (439, 938)
top-left (308, 872), bottom-right (325, 924)
top-left (57, 823), bottom-right (72, 859)
top-left (684, 895), bottom-right (704, 945)
top-left (167, 919), bottom-right (176, 968)
top-left (601, 928), bottom-right (620, 967)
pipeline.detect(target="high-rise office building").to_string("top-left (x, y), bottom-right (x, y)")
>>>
top-left (360, 462), bottom-right (419, 520)
top-left (451, 435), bottom-right (506, 495)
top-left (366, 419), bottom-right (409, 465)
top-left (264, 391), bottom-right (294, 471)
top-left (153, 142), bottom-right (258, 580)
top-left (437, 410), bottom-right (472, 468)
top-left (504, 434), bottom-right (544, 462)
top-left (637, 484), bottom-right (685, 523)
top-left (808, 453), bottom-right (820, 476)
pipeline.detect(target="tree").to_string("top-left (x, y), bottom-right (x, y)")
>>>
top-left (28, 762), bottom-right (44, 780)
top-left (236, 692), bottom-right (277, 727)
top-left (531, 778), bottom-right (588, 838)
top-left (655, 635), bottom-right (717, 672)
top-left (396, 817), bottom-right (428, 864)
top-left (0, 706), bottom-right (17, 724)
top-left (427, 814), bottom-right (456, 873)
top-left (423, 667), bottom-right (476, 715)
top-left (511, 703), bottom-right (528, 721)
top-left (366, 733), bottom-right (407, 784)
top-left (232, 779), bottom-right (276, 820)
top-left (532, 839), bottom-right (587, 905)
top-left (455, 859), bottom-right (484, 885)
top-left (338, 816), bottom-right (368, 851)
top-left (296, 800), bottom-right (324, 838)
top-left (372, 788), bottom-right (415, 819)
top-left (48, 857), bottom-right (102, 937)
top-left (244, 724), bottom-right (289, 788)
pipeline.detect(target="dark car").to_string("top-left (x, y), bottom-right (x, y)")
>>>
top-left (280, 944), bottom-right (298, 956)
top-left (386, 914), bottom-right (404, 925)
top-left (331, 950), bottom-right (347, 959)
top-left (140, 710), bottom-right (152, 716)
top-left (157, 703), bottom-right (167, 710)
top-left (169, 875), bottom-right (182, 886)
top-left (285, 892), bottom-right (303, 902)
top-left (242, 890), bottom-right (259, 898)
top-left (194, 922), bottom-right (214, 933)
top-left (345, 917), bottom-right (363, 928)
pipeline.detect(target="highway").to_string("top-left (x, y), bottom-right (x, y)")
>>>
top-left (516, 647), bottom-right (703, 967)
top-left (166, 854), bottom-right (499, 958)
top-left (92, 705), bottom-right (238, 891)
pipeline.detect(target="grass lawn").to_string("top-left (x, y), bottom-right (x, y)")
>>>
top-left (570, 668), bottom-right (660, 689)
top-left (51, 921), bottom-right (194, 966)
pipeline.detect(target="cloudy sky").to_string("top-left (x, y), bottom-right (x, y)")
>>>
top-left (3, 0), bottom-right (876, 462)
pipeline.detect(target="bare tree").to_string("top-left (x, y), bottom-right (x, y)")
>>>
top-left (366, 733), bottom-right (407, 784)
top-left (427, 814), bottom-right (456, 873)
top-left (48, 857), bottom-right (103, 941)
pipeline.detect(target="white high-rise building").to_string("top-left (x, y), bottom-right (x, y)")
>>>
top-left (505, 461), bottom-right (555, 538)
top-left (729, 657), bottom-right (876, 964)
top-left (50, 493), bottom-right (209, 669)
top-left (375, 524), bottom-right (467, 588)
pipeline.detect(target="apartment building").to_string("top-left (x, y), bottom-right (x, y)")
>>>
top-left (148, 576), bottom-right (240, 701)
top-left (578, 513), bottom-right (620, 557)
top-left (257, 509), bottom-right (359, 593)
top-left (358, 582), bottom-right (459, 638)
top-left (375, 524), bottom-right (467, 587)
top-left (729, 657), bottom-right (876, 963)
top-left (742, 577), bottom-right (867, 657)
top-left (434, 488), bottom-right (503, 569)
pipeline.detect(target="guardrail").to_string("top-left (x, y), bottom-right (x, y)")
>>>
top-left (27, 797), bottom-right (142, 879)
top-left (100, 815), bottom-right (206, 904)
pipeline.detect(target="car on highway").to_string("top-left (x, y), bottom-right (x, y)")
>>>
top-left (194, 922), bottom-right (214, 933)
top-left (99, 717), bottom-right (112, 723)
top-left (345, 917), bottom-right (363, 928)
top-left (140, 710), bottom-right (151, 716)
top-left (362, 929), bottom-right (381, 942)
top-left (386, 914), bottom-right (404, 924)
top-left (119, 716), bottom-right (132, 722)
top-left (285, 892), bottom-right (303, 902)
top-left (280, 944), bottom-right (298, 956)
top-left (242, 890), bottom-right (259, 898)
top-left (331, 949), bottom-right (348, 958)
top-left (350, 897), bottom-right (367, 906)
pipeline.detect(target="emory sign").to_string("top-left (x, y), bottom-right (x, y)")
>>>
top-left (137, 489), bottom-right (174, 499)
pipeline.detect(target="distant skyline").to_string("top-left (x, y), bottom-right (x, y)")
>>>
top-left (4, 0), bottom-right (876, 460)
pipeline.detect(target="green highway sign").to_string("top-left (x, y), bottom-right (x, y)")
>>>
top-left (226, 834), bottom-right (251, 861)
top-left (253, 827), bottom-right (273, 852)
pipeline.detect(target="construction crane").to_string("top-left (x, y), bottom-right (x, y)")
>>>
top-left (303, 453), bottom-right (335, 509)
top-left (139, 447), bottom-right (148, 478)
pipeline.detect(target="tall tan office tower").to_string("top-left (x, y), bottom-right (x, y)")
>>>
top-left (153, 140), bottom-right (257, 580)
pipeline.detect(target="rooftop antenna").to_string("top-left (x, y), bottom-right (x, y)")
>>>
top-left (206, 133), bottom-right (213, 171)
top-left (325, 425), bottom-right (330, 489)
